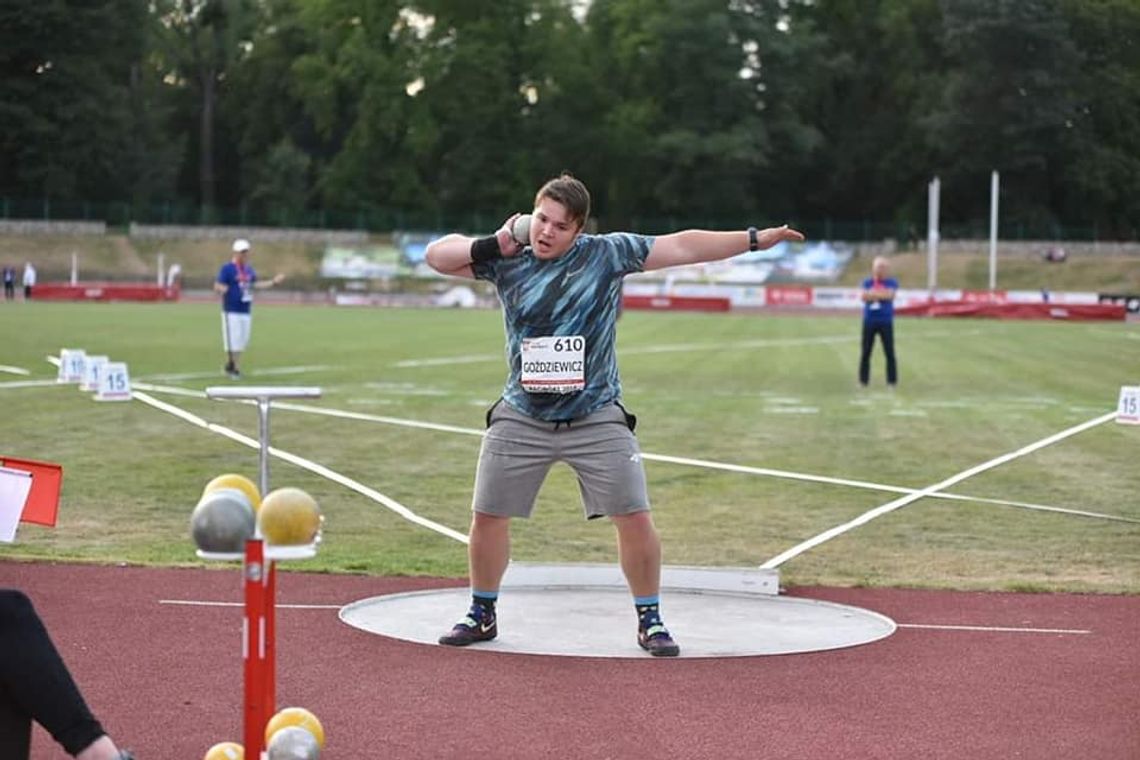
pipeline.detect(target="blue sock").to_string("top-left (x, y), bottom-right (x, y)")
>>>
top-left (634, 595), bottom-right (660, 625)
top-left (472, 590), bottom-right (498, 612)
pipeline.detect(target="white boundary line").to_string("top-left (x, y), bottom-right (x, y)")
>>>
top-left (392, 330), bottom-right (982, 368)
top-left (393, 335), bottom-right (857, 368)
top-left (0, 379), bottom-right (60, 389)
top-left (897, 623), bottom-right (1091, 635)
top-left (759, 412), bottom-right (1119, 569)
top-left (0, 365), bottom-right (31, 375)
top-left (129, 383), bottom-right (1138, 526)
top-left (159, 599), bottom-right (341, 610)
top-left (131, 390), bottom-right (470, 545)
top-left (139, 365), bottom-right (331, 382)
top-left (154, 601), bottom-right (1092, 635)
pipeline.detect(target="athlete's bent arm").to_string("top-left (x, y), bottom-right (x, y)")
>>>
top-left (425, 234), bottom-right (480, 279)
top-left (426, 216), bottom-right (524, 278)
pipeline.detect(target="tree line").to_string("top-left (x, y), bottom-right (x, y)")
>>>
top-left (2, 0), bottom-right (1137, 238)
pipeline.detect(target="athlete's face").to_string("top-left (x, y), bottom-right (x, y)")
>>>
top-left (530, 197), bottom-right (582, 260)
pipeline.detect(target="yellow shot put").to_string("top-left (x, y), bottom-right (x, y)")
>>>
top-left (203, 741), bottom-right (243, 760)
top-left (257, 488), bottom-right (321, 546)
top-left (265, 706), bottom-right (325, 748)
top-left (202, 473), bottom-right (262, 513)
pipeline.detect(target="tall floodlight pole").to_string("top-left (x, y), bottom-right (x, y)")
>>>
top-left (927, 176), bottom-right (940, 296)
top-left (989, 170), bottom-right (999, 292)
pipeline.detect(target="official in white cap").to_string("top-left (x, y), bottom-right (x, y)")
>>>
top-left (213, 238), bottom-right (285, 379)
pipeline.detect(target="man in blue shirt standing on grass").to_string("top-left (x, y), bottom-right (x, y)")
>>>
top-left (214, 238), bottom-right (284, 379)
top-left (858, 256), bottom-right (898, 388)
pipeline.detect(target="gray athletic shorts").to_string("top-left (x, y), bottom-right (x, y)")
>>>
top-left (472, 400), bottom-right (650, 520)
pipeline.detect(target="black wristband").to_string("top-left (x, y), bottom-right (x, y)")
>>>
top-left (747, 226), bottom-right (759, 251)
top-left (470, 236), bottom-right (502, 265)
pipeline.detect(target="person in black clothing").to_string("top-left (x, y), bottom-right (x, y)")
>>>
top-left (0, 590), bottom-right (135, 760)
top-left (2, 265), bottom-right (14, 301)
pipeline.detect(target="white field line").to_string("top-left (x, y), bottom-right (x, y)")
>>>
top-left (897, 623), bottom-right (1091, 635)
top-left (132, 384), bottom-right (1139, 526)
top-left (130, 390), bottom-right (469, 544)
top-left (392, 329), bottom-right (984, 368)
top-left (393, 335), bottom-right (857, 367)
top-left (140, 365), bottom-right (331, 382)
top-left (0, 379), bottom-right (60, 389)
top-left (159, 599), bottom-right (341, 610)
top-left (760, 411), bottom-right (1120, 569)
top-left (0, 365), bottom-right (30, 375)
top-left (641, 452), bottom-right (1140, 525)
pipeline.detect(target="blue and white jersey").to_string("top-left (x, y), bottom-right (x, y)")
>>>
top-left (861, 276), bottom-right (897, 324)
top-left (217, 261), bottom-right (257, 314)
top-left (473, 232), bottom-right (653, 421)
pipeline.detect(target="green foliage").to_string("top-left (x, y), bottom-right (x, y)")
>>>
top-left (3, 0), bottom-right (1139, 236)
top-left (0, 0), bottom-right (167, 200)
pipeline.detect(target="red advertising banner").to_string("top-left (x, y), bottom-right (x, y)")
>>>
top-left (961, 289), bottom-right (1009, 303)
top-left (622, 295), bottom-right (731, 312)
top-left (896, 301), bottom-right (1126, 321)
top-left (765, 285), bottom-right (814, 307)
top-left (33, 283), bottom-right (180, 302)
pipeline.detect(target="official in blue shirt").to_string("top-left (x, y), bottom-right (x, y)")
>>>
top-left (214, 238), bottom-right (284, 379)
top-left (858, 256), bottom-right (898, 387)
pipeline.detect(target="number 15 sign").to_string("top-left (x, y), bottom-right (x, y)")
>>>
top-left (1118, 386), bottom-right (1140, 425)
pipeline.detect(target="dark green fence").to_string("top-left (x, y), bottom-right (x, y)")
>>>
top-left (0, 197), bottom-right (1129, 242)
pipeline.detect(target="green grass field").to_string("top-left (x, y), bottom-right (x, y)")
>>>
top-left (2, 301), bottom-right (1137, 593)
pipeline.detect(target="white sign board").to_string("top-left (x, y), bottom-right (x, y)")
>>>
top-left (95, 362), bottom-right (132, 401)
top-left (57, 349), bottom-right (87, 384)
top-left (1118, 386), bottom-right (1140, 425)
top-left (80, 355), bottom-right (109, 392)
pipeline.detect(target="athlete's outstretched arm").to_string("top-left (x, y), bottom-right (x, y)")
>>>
top-left (644, 225), bottom-right (804, 272)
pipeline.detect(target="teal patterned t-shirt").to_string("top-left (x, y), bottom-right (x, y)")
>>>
top-left (473, 232), bottom-right (653, 421)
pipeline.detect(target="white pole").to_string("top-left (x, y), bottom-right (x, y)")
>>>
top-left (989, 170), bottom-right (999, 292)
top-left (70, 252), bottom-right (77, 285)
top-left (157, 252), bottom-right (165, 286)
top-left (927, 177), bottom-right (940, 296)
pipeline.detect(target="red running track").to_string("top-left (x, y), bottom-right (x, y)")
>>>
top-left (2, 561), bottom-right (1136, 760)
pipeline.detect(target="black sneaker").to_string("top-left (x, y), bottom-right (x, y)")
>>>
top-left (638, 619), bottom-right (680, 657)
top-left (438, 604), bottom-right (497, 646)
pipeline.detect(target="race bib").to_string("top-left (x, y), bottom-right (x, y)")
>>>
top-left (520, 335), bottom-right (586, 394)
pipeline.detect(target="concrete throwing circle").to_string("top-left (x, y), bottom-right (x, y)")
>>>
top-left (339, 563), bottom-right (896, 659)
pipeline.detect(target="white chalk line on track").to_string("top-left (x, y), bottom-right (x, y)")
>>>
top-left (154, 598), bottom-right (1094, 635)
top-left (896, 623), bottom-right (1090, 635)
top-left (130, 382), bottom-right (1138, 527)
top-left (159, 599), bottom-right (341, 610)
top-left (759, 411), bottom-right (1120, 569)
